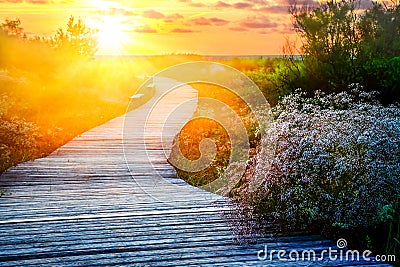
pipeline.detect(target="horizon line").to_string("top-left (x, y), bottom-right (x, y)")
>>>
top-left (94, 54), bottom-right (302, 58)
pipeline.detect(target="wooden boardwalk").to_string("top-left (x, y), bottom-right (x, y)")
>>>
top-left (0, 77), bottom-right (393, 266)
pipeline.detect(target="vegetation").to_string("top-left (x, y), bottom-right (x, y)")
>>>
top-left (1, 0), bottom-right (399, 263)
top-left (286, 0), bottom-right (400, 104)
top-left (169, 82), bottom-right (259, 188)
top-left (51, 16), bottom-right (98, 58)
top-left (0, 18), bottom-right (136, 174)
top-left (0, 17), bottom-right (204, 174)
top-left (228, 0), bottom-right (400, 263)
top-left (232, 88), bottom-right (399, 256)
top-left (170, 0), bottom-right (400, 264)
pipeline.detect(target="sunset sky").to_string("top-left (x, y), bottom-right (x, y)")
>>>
top-left (0, 0), bottom-right (295, 55)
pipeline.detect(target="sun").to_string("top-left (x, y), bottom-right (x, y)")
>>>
top-left (89, 16), bottom-right (129, 55)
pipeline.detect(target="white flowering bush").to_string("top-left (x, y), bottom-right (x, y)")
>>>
top-left (234, 86), bottom-right (400, 235)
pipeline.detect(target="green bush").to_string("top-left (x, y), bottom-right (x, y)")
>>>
top-left (245, 60), bottom-right (293, 106)
top-left (363, 57), bottom-right (400, 104)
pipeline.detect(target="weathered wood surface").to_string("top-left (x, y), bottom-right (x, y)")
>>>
top-left (0, 77), bottom-right (393, 266)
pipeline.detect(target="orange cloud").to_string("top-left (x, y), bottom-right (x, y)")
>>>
top-left (94, 7), bottom-right (136, 16)
top-left (133, 25), bottom-right (157, 33)
top-left (164, 13), bottom-right (184, 23)
top-left (191, 17), bottom-right (229, 26)
top-left (209, 17), bottom-right (229, 26)
top-left (245, 0), bottom-right (268, 4)
top-left (233, 2), bottom-right (253, 9)
top-left (215, 1), bottom-right (230, 8)
top-left (258, 5), bottom-right (290, 14)
top-left (178, 0), bottom-right (206, 7)
top-left (142, 10), bottom-right (165, 19)
top-left (171, 27), bottom-right (195, 33)
top-left (229, 26), bottom-right (248, 31)
top-left (240, 16), bottom-right (278, 28)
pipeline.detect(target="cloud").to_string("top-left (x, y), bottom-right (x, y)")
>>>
top-left (241, 21), bottom-right (278, 28)
top-left (142, 10), bottom-right (165, 19)
top-left (245, 0), bottom-right (268, 4)
top-left (215, 1), bottom-right (231, 8)
top-left (214, 0), bottom-right (271, 10)
top-left (233, 2), bottom-right (254, 9)
top-left (94, 7), bottom-right (136, 16)
top-left (240, 16), bottom-right (278, 28)
top-left (164, 13), bottom-right (184, 23)
top-left (191, 17), bottom-right (229, 26)
top-left (192, 17), bottom-right (212, 26)
top-left (171, 28), bottom-right (195, 33)
top-left (209, 17), bottom-right (229, 26)
top-left (178, 0), bottom-right (206, 7)
top-left (258, 5), bottom-right (290, 14)
top-left (189, 2), bottom-right (206, 7)
top-left (229, 26), bottom-right (248, 32)
top-left (167, 13), bottom-right (184, 19)
top-left (133, 25), bottom-right (157, 33)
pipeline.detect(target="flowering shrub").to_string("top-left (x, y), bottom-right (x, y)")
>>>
top-left (0, 95), bottom-right (41, 173)
top-left (233, 86), bottom-right (400, 239)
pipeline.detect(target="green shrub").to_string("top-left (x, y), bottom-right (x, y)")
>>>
top-left (245, 60), bottom-right (293, 106)
top-left (363, 57), bottom-right (400, 104)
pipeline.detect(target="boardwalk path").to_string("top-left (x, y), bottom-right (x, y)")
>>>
top-left (0, 78), bottom-right (393, 266)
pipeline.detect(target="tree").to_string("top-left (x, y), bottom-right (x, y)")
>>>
top-left (287, 0), bottom-right (400, 103)
top-left (1, 18), bottom-right (23, 37)
top-left (358, 1), bottom-right (400, 60)
top-left (357, 1), bottom-right (400, 102)
top-left (52, 16), bottom-right (97, 57)
top-left (290, 0), bottom-right (362, 93)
